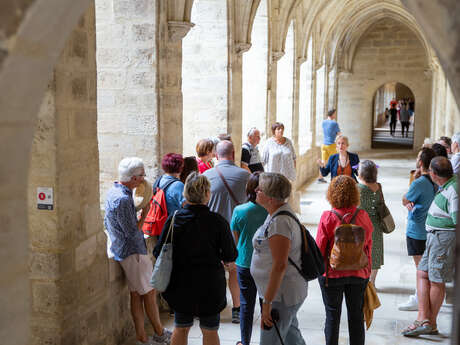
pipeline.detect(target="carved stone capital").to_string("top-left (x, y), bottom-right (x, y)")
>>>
top-left (235, 42), bottom-right (251, 55)
top-left (424, 69), bottom-right (433, 79)
top-left (272, 50), bottom-right (285, 62)
top-left (297, 56), bottom-right (307, 64)
top-left (168, 21), bottom-right (195, 41)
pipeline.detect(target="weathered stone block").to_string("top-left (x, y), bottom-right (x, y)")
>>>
top-left (113, 0), bottom-right (153, 21)
top-left (29, 251), bottom-right (73, 280)
top-left (69, 109), bottom-right (97, 140)
top-left (75, 235), bottom-right (97, 271)
top-left (97, 70), bottom-right (126, 89)
top-left (71, 76), bottom-right (88, 101)
top-left (132, 23), bottom-right (154, 41)
top-left (70, 30), bottom-right (88, 63)
top-left (127, 70), bottom-right (154, 88)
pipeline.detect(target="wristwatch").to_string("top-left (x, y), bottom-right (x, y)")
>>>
top-left (262, 297), bottom-right (272, 305)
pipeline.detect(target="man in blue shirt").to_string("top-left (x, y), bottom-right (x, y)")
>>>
top-left (318, 109), bottom-right (341, 183)
top-left (104, 157), bottom-right (171, 345)
top-left (399, 148), bottom-right (436, 311)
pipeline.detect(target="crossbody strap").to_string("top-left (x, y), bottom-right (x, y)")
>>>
top-left (215, 165), bottom-right (240, 205)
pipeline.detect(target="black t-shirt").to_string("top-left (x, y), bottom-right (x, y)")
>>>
top-left (241, 144), bottom-right (264, 173)
top-left (389, 108), bottom-right (397, 119)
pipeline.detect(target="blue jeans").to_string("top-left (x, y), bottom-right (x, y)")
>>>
top-left (260, 299), bottom-right (306, 345)
top-left (318, 276), bottom-right (367, 345)
top-left (237, 265), bottom-right (258, 345)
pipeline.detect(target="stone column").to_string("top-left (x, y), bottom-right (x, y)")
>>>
top-left (292, 57), bottom-right (305, 155)
top-left (157, 0), bottom-right (194, 158)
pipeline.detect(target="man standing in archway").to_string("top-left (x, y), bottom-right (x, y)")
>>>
top-left (389, 99), bottom-right (398, 136)
top-left (318, 109), bottom-right (341, 183)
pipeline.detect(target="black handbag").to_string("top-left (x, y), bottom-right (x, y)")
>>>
top-left (270, 211), bottom-right (325, 282)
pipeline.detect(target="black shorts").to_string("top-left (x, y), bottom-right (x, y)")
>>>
top-left (406, 236), bottom-right (426, 256)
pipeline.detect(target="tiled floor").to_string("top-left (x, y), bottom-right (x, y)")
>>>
top-left (158, 150), bottom-right (453, 344)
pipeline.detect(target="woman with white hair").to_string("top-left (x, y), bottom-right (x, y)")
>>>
top-left (153, 172), bottom-right (237, 345)
top-left (250, 172), bottom-right (307, 345)
top-left (317, 135), bottom-right (360, 182)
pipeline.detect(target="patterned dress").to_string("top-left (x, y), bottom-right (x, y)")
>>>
top-left (358, 183), bottom-right (384, 269)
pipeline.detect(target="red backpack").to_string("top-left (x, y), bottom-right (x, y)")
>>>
top-left (142, 176), bottom-right (178, 236)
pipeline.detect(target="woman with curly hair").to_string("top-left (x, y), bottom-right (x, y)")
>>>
top-left (316, 175), bottom-right (373, 345)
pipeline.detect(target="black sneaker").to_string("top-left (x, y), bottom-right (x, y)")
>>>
top-left (317, 177), bottom-right (327, 184)
top-left (232, 307), bottom-right (240, 324)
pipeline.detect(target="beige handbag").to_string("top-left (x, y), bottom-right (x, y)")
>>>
top-left (377, 183), bottom-right (395, 234)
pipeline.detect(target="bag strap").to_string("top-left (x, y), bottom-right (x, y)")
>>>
top-left (270, 211), bottom-right (305, 277)
top-left (215, 165), bottom-right (240, 205)
top-left (330, 208), bottom-right (360, 224)
top-left (164, 211), bottom-right (177, 244)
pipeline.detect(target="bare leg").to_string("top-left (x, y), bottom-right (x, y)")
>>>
top-left (130, 292), bottom-right (147, 342)
top-left (412, 255), bottom-right (422, 268)
top-left (428, 282), bottom-right (445, 327)
top-left (201, 329), bottom-right (220, 345)
top-left (171, 327), bottom-right (190, 345)
top-left (370, 269), bottom-right (378, 286)
top-left (416, 270), bottom-right (431, 321)
top-left (228, 269), bottom-right (240, 308)
top-left (143, 289), bottom-right (164, 335)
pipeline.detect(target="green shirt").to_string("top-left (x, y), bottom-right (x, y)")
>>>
top-left (230, 201), bottom-right (268, 268)
top-left (426, 176), bottom-right (458, 232)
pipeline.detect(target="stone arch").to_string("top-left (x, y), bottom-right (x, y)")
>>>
top-left (0, 1), bottom-right (93, 344)
top-left (371, 81), bottom-right (415, 147)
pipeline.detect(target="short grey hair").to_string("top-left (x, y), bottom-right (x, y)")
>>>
top-left (118, 157), bottom-right (144, 182)
top-left (358, 160), bottom-right (378, 183)
top-left (247, 127), bottom-right (259, 138)
top-left (259, 172), bottom-right (291, 201)
top-left (452, 132), bottom-right (460, 145)
top-left (184, 172), bottom-right (211, 204)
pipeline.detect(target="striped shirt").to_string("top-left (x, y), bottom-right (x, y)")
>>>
top-left (426, 176), bottom-right (458, 232)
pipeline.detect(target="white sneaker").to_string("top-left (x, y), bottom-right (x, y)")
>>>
top-left (398, 295), bottom-right (418, 311)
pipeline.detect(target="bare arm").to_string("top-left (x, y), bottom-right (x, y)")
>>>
top-left (240, 162), bottom-right (251, 173)
top-left (261, 234), bottom-right (290, 328)
top-left (402, 195), bottom-right (414, 211)
top-left (232, 230), bottom-right (240, 246)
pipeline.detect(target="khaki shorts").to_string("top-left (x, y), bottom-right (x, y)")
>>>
top-left (120, 254), bottom-right (154, 295)
top-left (321, 143), bottom-right (337, 163)
top-left (418, 231), bottom-right (456, 283)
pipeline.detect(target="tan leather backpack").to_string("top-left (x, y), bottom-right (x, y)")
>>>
top-left (329, 209), bottom-right (368, 271)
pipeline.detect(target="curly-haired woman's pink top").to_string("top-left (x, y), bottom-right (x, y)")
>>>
top-left (315, 206), bottom-right (373, 279)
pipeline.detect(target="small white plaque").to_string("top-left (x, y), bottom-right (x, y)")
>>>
top-left (37, 187), bottom-right (54, 210)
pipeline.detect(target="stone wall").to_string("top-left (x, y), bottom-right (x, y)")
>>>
top-left (28, 6), bottom-right (132, 345)
top-left (182, 0), bottom-right (228, 156)
top-left (338, 18), bottom-right (431, 151)
top-left (96, 0), bottom-right (159, 202)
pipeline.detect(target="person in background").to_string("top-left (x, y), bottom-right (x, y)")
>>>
top-left (180, 156), bottom-right (199, 184)
top-left (159, 153), bottom-right (186, 216)
top-left (402, 157), bottom-right (457, 336)
top-left (262, 122), bottom-right (297, 182)
top-left (316, 176), bottom-right (373, 345)
top-left (153, 172), bottom-right (237, 345)
top-left (399, 147), bottom-right (437, 312)
top-left (357, 160), bottom-right (385, 286)
top-left (389, 102), bottom-right (398, 136)
top-left (400, 103), bottom-right (411, 138)
top-left (437, 136), bottom-right (452, 157)
top-left (241, 127), bottom-right (264, 173)
top-left (450, 132), bottom-right (460, 173)
top-left (251, 172), bottom-right (307, 345)
top-left (203, 140), bottom-right (250, 323)
top-left (231, 172), bottom-right (268, 345)
top-left (105, 157), bottom-right (171, 345)
top-left (196, 139), bottom-right (215, 174)
top-left (318, 109), bottom-right (341, 183)
top-left (317, 135), bottom-right (360, 182)
top-left (432, 143), bottom-right (448, 158)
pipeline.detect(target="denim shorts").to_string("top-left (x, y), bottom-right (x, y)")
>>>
top-left (174, 312), bottom-right (220, 330)
top-left (418, 231), bottom-right (456, 283)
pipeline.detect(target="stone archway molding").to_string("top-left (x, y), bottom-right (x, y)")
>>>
top-left (0, 1), bottom-right (92, 344)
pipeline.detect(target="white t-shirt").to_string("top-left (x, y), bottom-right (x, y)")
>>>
top-left (262, 137), bottom-right (297, 181)
top-left (250, 204), bottom-right (308, 306)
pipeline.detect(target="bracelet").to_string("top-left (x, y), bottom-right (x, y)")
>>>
top-left (262, 298), bottom-right (272, 305)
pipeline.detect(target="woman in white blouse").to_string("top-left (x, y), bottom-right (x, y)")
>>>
top-left (262, 122), bottom-right (297, 181)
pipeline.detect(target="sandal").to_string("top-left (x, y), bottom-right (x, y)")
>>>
top-left (402, 319), bottom-right (433, 337)
top-left (236, 342), bottom-right (243, 345)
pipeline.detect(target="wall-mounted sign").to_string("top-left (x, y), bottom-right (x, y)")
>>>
top-left (37, 187), bottom-right (53, 210)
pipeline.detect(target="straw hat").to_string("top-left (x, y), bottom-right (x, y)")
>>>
top-left (133, 180), bottom-right (153, 211)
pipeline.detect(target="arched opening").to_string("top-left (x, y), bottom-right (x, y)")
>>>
top-left (371, 82), bottom-right (415, 148)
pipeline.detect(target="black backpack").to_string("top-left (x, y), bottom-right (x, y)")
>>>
top-left (271, 211), bottom-right (325, 282)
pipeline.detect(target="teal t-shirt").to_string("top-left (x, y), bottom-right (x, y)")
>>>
top-left (230, 201), bottom-right (268, 268)
top-left (405, 175), bottom-right (436, 240)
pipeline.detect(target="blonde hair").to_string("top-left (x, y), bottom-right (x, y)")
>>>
top-left (335, 135), bottom-right (349, 146)
top-left (184, 172), bottom-right (210, 204)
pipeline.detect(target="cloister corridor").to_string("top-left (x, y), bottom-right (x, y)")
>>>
top-left (2, 1), bottom-right (460, 345)
top-left (155, 150), bottom-right (452, 345)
